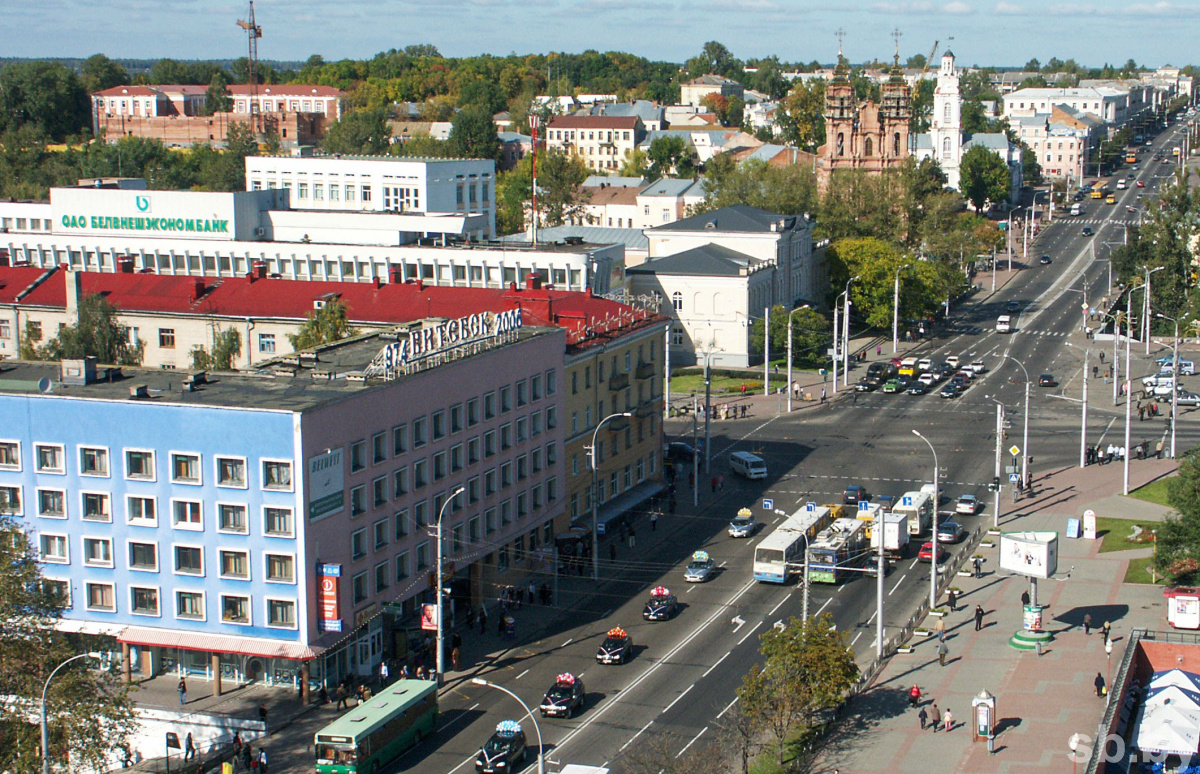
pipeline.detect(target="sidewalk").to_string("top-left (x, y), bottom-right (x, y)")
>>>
top-left (816, 458), bottom-right (1179, 774)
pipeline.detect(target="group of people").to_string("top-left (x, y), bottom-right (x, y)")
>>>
top-left (910, 686), bottom-right (954, 733)
top-left (1086, 443), bottom-right (1148, 465)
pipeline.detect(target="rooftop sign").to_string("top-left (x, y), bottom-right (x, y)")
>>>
top-left (364, 309), bottom-right (523, 380)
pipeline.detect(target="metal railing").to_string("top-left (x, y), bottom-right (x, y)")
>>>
top-left (1086, 627), bottom-right (1145, 774)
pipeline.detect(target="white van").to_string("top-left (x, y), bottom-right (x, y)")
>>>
top-left (730, 451), bottom-right (767, 480)
top-left (996, 315), bottom-right (1012, 333)
top-left (1071, 203), bottom-right (1082, 216)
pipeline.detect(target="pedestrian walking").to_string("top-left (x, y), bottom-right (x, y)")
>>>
top-left (1139, 405), bottom-right (1146, 421)
top-left (178, 676), bottom-right (187, 705)
top-left (452, 631), bottom-right (462, 652)
top-left (335, 684), bottom-right (348, 709)
top-left (943, 708), bottom-right (954, 733)
top-left (1093, 365), bottom-right (1099, 379)
top-left (319, 684), bottom-right (329, 704)
top-left (258, 703), bottom-right (268, 727)
top-left (184, 733), bottom-right (196, 761)
top-left (909, 684), bottom-right (922, 707)
top-left (1103, 620), bottom-right (1112, 644)
top-left (233, 732), bottom-right (243, 757)
top-left (929, 703), bottom-right (941, 732)
top-left (710, 475), bottom-right (717, 493)
top-left (1021, 589), bottom-right (1030, 608)
top-left (973, 556), bottom-right (983, 577)
top-left (650, 512), bottom-right (658, 531)
top-left (400, 663), bottom-right (410, 679)
top-left (452, 646), bottom-right (461, 672)
top-left (379, 660), bottom-right (389, 687)
top-left (258, 749), bottom-right (268, 774)
top-left (918, 706), bottom-right (928, 729)
top-left (975, 605), bottom-right (985, 631)
top-left (937, 639), bottom-right (949, 667)
top-left (416, 664), bottom-right (428, 681)
top-left (820, 387), bottom-right (827, 404)
top-left (357, 683), bottom-right (366, 704)
top-left (1084, 612), bottom-right (1093, 635)
top-left (628, 530), bottom-right (636, 550)
top-left (933, 616), bottom-right (945, 639)
top-left (1095, 672), bottom-right (1107, 697)
top-left (877, 345), bottom-right (882, 356)
top-left (479, 606), bottom-right (488, 636)
top-left (1100, 351), bottom-right (1105, 364)
top-left (241, 745), bottom-right (253, 772)
top-left (947, 589), bottom-right (958, 612)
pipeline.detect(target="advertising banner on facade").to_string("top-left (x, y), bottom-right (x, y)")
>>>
top-left (420, 603), bottom-right (439, 632)
top-left (318, 564), bottom-right (342, 632)
top-left (51, 188), bottom-right (241, 241)
top-left (308, 448), bottom-right (344, 521)
top-left (999, 531), bottom-right (1059, 579)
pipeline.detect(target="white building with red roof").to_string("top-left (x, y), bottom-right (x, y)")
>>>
top-left (545, 116), bottom-right (644, 172)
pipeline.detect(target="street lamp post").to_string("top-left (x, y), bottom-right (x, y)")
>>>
top-left (912, 430), bottom-right (939, 611)
top-left (893, 264), bottom-right (912, 354)
top-left (1155, 313), bottom-right (1188, 458)
top-left (786, 305), bottom-right (811, 413)
top-left (1081, 347), bottom-right (1090, 468)
top-left (1143, 266), bottom-right (1165, 355)
top-left (42, 652), bottom-right (102, 774)
top-left (435, 486), bottom-right (466, 686)
top-left (842, 276), bottom-right (858, 389)
top-left (986, 396), bottom-right (1004, 527)
top-left (470, 678), bottom-right (546, 774)
top-left (999, 356), bottom-right (1032, 491)
top-left (589, 412), bottom-right (633, 580)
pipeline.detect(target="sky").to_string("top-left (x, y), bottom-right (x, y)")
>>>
top-left (6, 0), bottom-right (1199, 69)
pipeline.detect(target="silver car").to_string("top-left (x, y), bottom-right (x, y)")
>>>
top-left (728, 510), bottom-right (759, 538)
top-left (1176, 390), bottom-right (1200, 407)
top-left (684, 550), bottom-right (715, 582)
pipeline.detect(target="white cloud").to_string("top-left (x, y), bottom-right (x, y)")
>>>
top-left (993, 0), bottom-right (1024, 12)
top-left (868, 1), bottom-right (936, 12)
top-left (942, 0), bottom-right (975, 12)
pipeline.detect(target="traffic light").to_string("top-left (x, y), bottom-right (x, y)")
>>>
top-left (988, 477), bottom-right (1000, 492)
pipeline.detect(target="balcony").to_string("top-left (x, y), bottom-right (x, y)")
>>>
top-left (606, 416), bottom-right (630, 433)
top-left (608, 372), bottom-right (629, 391)
top-left (635, 362), bottom-right (655, 380)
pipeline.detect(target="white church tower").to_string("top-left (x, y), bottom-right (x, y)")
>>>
top-left (931, 51), bottom-right (963, 189)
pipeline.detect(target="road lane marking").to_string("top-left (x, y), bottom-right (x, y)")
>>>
top-left (769, 597), bottom-right (787, 616)
top-left (664, 684), bottom-right (693, 714)
top-left (704, 652), bottom-right (729, 677)
top-left (619, 720), bottom-right (655, 752)
top-left (738, 621), bottom-right (761, 645)
top-left (561, 638), bottom-right (573, 647)
top-left (816, 598), bottom-right (832, 615)
top-left (677, 726), bottom-right (708, 758)
top-left (852, 631), bottom-right (863, 647)
top-left (717, 696), bottom-right (739, 719)
top-left (890, 575), bottom-right (906, 595)
top-left (516, 669), bottom-right (529, 680)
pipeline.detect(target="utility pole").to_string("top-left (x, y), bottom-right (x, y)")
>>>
top-left (994, 401), bottom-right (1003, 527)
top-left (763, 306), bottom-right (770, 397)
top-left (1080, 348), bottom-right (1090, 468)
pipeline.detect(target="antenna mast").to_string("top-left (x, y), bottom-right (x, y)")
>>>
top-left (236, 1), bottom-right (263, 134)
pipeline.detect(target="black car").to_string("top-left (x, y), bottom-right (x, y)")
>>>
top-left (1040, 254), bottom-right (1052, 265)
top-left (855, 377), bottom-right (879, 392)
top-left (1006, 300), bottom-right (1021, 313)
top-left (1082, 226), bottom-right (1094, 236)
top-left (940, 383), bottom-right (960, 399)
top-left (843, 484), bottom-right (870, 504)
top-left (907, 381), bottom-right (930, 395)
top-left (643, 588), bottom-right (678, 621)
top-left (476, 720), bottom-right (528, 773)
top-left (665, 442), bottom-right (695, 462)
top-left (1073, 192), bottom-right (1084, 201)
top-left (540, 673), bottom-right (585, 717)
top-left (1039, 373), bottom-right (1057, 387)
top-left (596, 627), bottom-right (634, 664)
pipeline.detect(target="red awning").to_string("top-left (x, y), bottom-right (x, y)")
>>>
top-left (117, 626), bottom-right (319, 661)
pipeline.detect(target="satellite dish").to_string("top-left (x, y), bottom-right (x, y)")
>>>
top-left (38, 378), bottom-right (53, 394)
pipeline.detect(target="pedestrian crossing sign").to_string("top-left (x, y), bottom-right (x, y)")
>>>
top-left (1009, 473), bottom-right (1021, 483)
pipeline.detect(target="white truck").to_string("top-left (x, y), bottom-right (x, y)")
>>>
top-left (869, 511), bottom-right (911, 559)
top-left (894, 490), bottom-right (934, 536)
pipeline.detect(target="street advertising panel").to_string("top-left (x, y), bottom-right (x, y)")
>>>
top-left (318, 563), bottom-right (342, 632)
top-left (999, 531), bottom-right (1058, 579)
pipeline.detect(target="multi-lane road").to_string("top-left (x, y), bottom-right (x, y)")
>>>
top-left (328, 121), bottom-right (1200, 774)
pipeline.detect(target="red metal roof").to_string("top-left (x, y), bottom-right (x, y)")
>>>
top-left (92, 85), bottom-right (164, 98)
top-left (0, 266), bottom-right (52, 304)
top-left (19, 270), bottom-right (214, 314)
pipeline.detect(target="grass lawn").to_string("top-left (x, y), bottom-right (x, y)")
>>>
top-left (1095, 516), bottom-right (1159, 553)
top-left (1124, 555), bottom-right (1170, 585)
top-left (669, 373), bottom-right (802, 396)
top-left (1128, 476), bottom-right (1176, 507)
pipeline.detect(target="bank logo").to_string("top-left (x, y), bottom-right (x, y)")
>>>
top-left (135, 195), bottom-right (150, 212)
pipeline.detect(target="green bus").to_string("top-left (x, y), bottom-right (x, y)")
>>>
top-left (314, 679), bottom-right (437, 773)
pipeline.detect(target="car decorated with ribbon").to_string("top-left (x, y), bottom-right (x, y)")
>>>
top-left (596, 626), bottom-right (634, 664)
top-left (684, 550), bottom-right (716, 582)
top-left (643, 586), bottom-right (678, 621)
top-left (539, 673), bottom-right (585, 718)
top-left (475, 719), bottom-right (528, 773)
top-left (728, 507), bottom-right (759, 538)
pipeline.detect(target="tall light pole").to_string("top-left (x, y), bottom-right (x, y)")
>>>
top-left (912, 430), bottom-right (939, 611)
top-left (1124, 376), bottom-right (1133, 495)
top-left (1156, 313), bottom-right (1188, 458)
top-left (786, 305), bottom-right (811, 413)
top-left (470, 678), bottom-right (546, 774)
top-left (1143, 266), bottom-right (1165, 354)
top-left (435, 486), bottom-right (466, 685)
top-left (763, 305), bottom-right (771, 397)
top-left (1081, 347), bottom-right (1090, 468)
top-left (589, 411), bottom-right (633, 580)
top-left (1094, 309), bottom-right (1123, 406)
top-left (986, 396), bottom-right (1004, 528)
top-left (831, 295), bottom-right (840, 394)
top-left (893, 263), bottom-right (912, 354)
top-left (1000, 356), bottom-right (1032, 490)
top-left (42, 652), bottom-right (102, 774)
top-left (842, 276), bottom-right (858, 388)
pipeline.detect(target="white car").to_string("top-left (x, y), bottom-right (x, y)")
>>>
top-left (1143, 372), bottom-right (1177, 389)
top-left (956, 494), bottom-right (979, 515)
top-left (945, 356), bottom-right (960, 369)
top-left (918, 372), bottom-right (936, 386)
top-left (969, 360), bottom-right (987, 374)
top-left (918, 358), bottom-right (933, 371)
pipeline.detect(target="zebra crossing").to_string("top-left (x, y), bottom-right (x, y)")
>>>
top-left (1063, 217), bottom-right (1139, 227)
top-left (939, 324), bottom-right (1069, 338)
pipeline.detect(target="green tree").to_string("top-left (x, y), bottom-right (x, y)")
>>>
top-left (193, 122), bottom-right (257, 192)
top-left (827, 237), bottom-right (955, 328)
top-left (685, 41), bottom-right (742, 78)
top-left (1024, 58), bottom-right (1041, 71)
top-left (0, 61), bottom-right (90, 140)
top-left (447, 106), bottom-right (501, 161)
top-left (81, 54), bottom-right (129, 94)
top-left (696, 156), bottom-right (817, 217)
top-left (203, 70), bottom-right (233, 116)
top-left (749, 305), bottom-right (830, 367)
top-left (0, 514), bottom-right (136, 774)
top-left (959, 144), bottom-right (1010, 212)
top-left (458, 79), bottom-right (507, 115)
top-left (776, 79), bottom-right (825, 150)
top-left (1020, 141), bottom-right (1042, 186)
top-left (495, 154), bottom-right (532, 235)
top-left (190, 327), bottom-right (242, 370)
top-left (37, 294), bottom-right (144, 365)
top-left (536, 149), bottom-right (589, 227)
top-left (619, 148), bottom-right (649, 177)
top-left (288, 298), bottom-right (359, 350)
top-left (646, 135), bottom-right (697, 179)
top-left (322, 108), bottom-right (392, 155)
top-left (819, 169), bottom-right (903, 243)
top-left (906, 53), bottom-right (927, 70)
top-left (738, 614), bottom-right (858, 766)
top-left (405, 43), bottom-right (442, 58)
top-left (1157, 451), bottom-right (1200, 584)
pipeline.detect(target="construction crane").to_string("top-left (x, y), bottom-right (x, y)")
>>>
top-left (236, 1), bottom-right (263, 134)
top-left (919, 39), bottom-right (939, 81)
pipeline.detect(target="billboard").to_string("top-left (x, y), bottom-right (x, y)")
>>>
top-left (318, 564), bottom-right (342, 632)
top-left (307, 448), bottom-right (344, 521)
top-left (51, 188), bottom-right (241, 241)
top-left (999, 531), bottom-right (1059, 579)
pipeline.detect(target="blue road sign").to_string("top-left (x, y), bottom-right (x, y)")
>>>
top-left (1009, 473), bottom-right (1021, 483)
top-left (763, 498), bottom-right (774, 510)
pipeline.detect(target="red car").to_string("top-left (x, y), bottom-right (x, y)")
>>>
top-left (1136, 180), bottom-right (1146, 188)
top-left (918, 541), bottom-right (948, 563)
